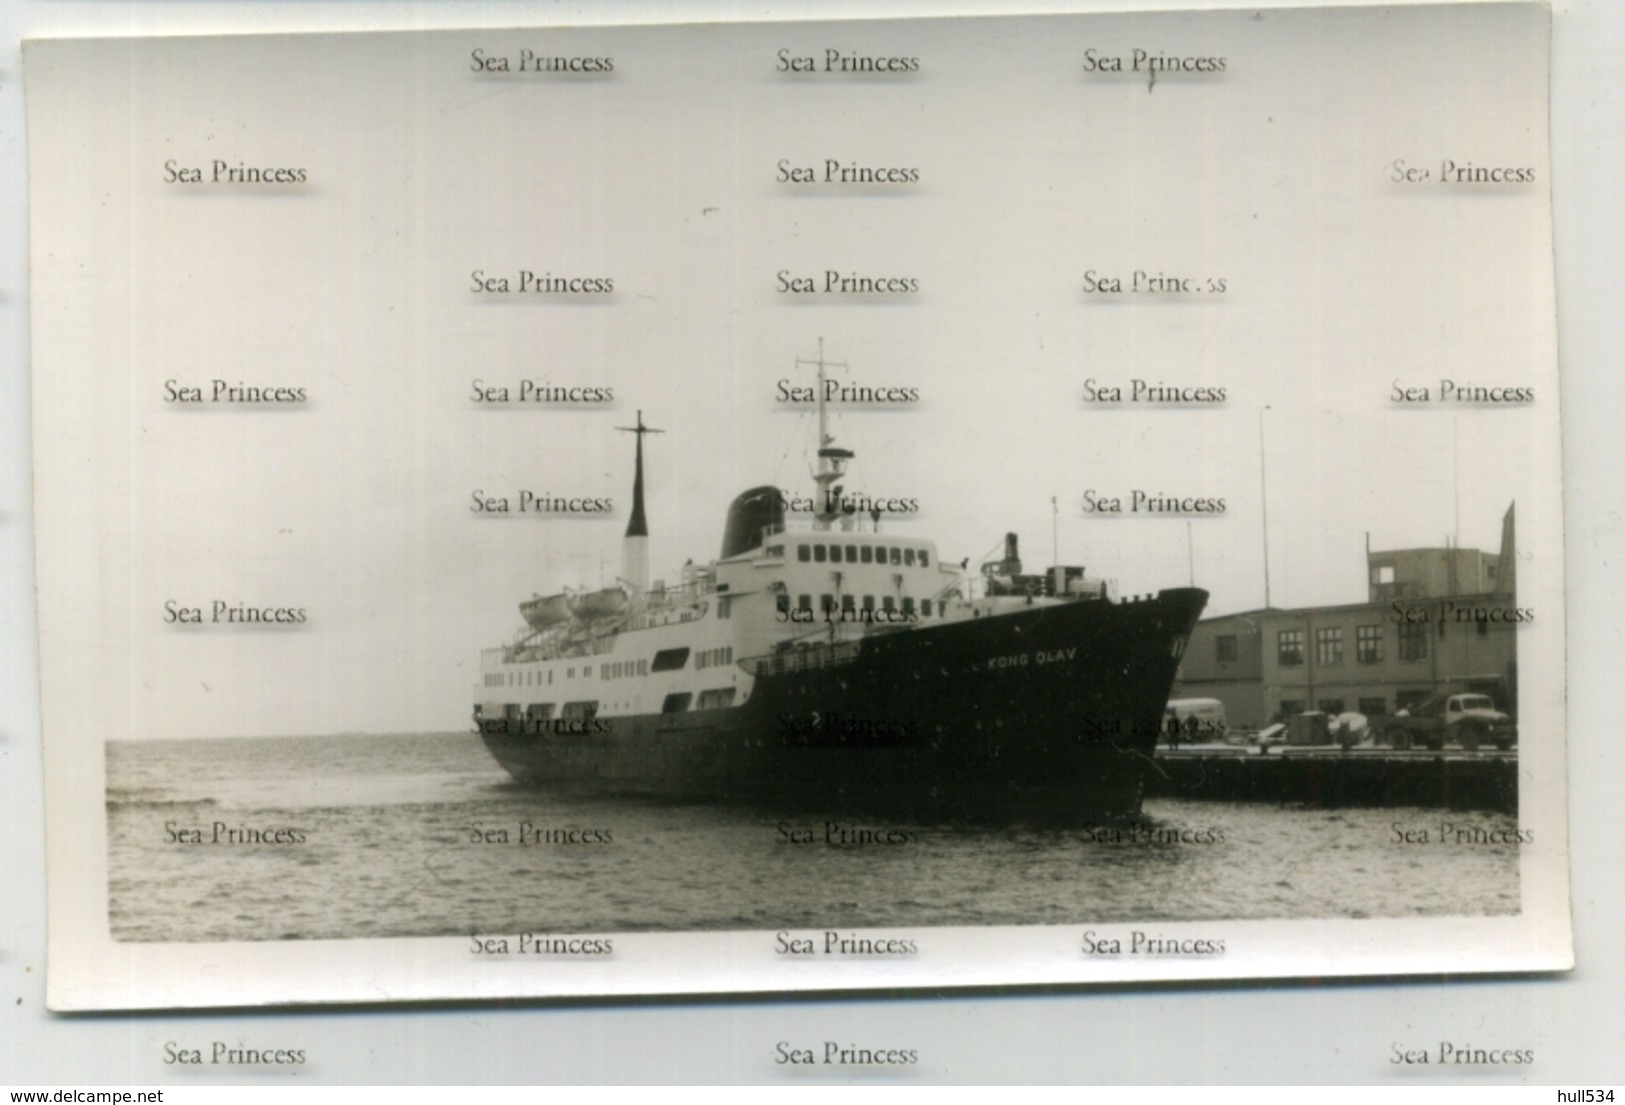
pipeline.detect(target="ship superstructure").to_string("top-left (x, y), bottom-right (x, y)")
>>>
top-left (475, 346), bottom-right (1207, 819)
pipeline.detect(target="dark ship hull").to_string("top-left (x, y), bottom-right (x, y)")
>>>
top-left (479, 586), bottom-right (1207, 821)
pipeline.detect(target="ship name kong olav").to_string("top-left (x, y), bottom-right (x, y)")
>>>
top-left (474, 347), bottom-right (1208, 820)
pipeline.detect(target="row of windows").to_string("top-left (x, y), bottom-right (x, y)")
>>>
top-left (492, 658), bottom-right (650, 687)
top-left (1223, 616), bottom-right (1500, 670)
top-left (784, 593), bottom-right (932, 617)
top-left (695, 647), bottom-right (734, 670)
top-left (797, 543), bottom-right (927, 568)
top-left (489, 669), bottom-right (559, 688)
top-left (1274, 623), bottom-right (1434, 666)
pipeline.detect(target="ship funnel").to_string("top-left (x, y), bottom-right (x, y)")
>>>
top-left (721, 485), bottom-right (784, 559)
top-left (1001, 532), bottom-right (1023, 575)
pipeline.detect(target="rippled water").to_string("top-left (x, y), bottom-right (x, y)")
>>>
top-left (106, 733), bottom-right (1520, 942)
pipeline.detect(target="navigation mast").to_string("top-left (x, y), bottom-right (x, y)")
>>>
top-left (798, 338), bottom-right (853, 532)
top-left (616, 410), bottom-right (663, 606)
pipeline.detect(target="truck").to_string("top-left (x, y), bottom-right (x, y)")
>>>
top-left (1380, 693), bottom-right (1517, 751)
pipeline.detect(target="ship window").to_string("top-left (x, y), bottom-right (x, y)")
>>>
top-left (719, 597), bottom-right (731, 619)
top-left (698, 688), bottom-right (736, 710)
top-left (766, 544), bottom-right (783, 558)
top-left (651, 648), bottom-right (691, 672)
top-left (798, 594), bottom-right (812, 613)
top-left (776, 595), bottom-right (790, 616)
top-left (526, 704), bottom-right (555, 721)
top-left (922, 599), bottom-right (933, 617)
top-left (846, 545), bottom-right (857, 562)
top-left (798, 545), bottom-right (810, 563)
top-left (568, 668), bottom-right (575, 679)
top-left (637, 659), bottom-right (647, 675)
top-left (863, 595), bottom-right (875, 612)
top-left (861, 546), bottom-right (873, 564)
top-left (841, 594), bottom-right (856, 615)
top-left (548, 670), bottom-right (554, 685)
top-left (904, 549), bottom-right (916, 566)
top-left (585, 665), bottom-right (594, 678)
top-left (821, 594), bottom-right (836, 614)
top-left (562, 700), bottom-right (598, 720)
top-left (661, 692), bottom-right (692, 714)
top-left (919, 550), bottom-right (929, 567)
top-left (883, 596), bottom-right (897, 612)
top-left (902, 597), bottom-right (916, 616)
top-left (830, 545), bottom-right (843, 563)
top-left (890, 548), bottom-right (902, 565)
top-left (814, 545), bottom-right (827, 563)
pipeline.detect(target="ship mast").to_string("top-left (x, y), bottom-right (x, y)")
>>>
top-left (797, 338), bottom-right (853, 532)
top-left (616, 410), bottom-right (663, 607)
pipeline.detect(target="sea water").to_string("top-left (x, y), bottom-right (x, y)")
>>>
top-left (105, 733), bottom-right (1521, 942)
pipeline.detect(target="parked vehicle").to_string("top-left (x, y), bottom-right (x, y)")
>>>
top-left (1163, 698), bottom-right (1228, 744)
top-left (1381, 693), bottom-right (1516, 751)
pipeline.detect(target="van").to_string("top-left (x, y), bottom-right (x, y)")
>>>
top-left (1162, 698), bottom-right (1228, 744)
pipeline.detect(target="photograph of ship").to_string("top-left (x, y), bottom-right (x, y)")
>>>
top-left (103, 345), bottom-right (1530, 944)
top-left (31, 10), bottom-right (1563, 1006)
top-left (476, 348), bottom-right (1208, 823)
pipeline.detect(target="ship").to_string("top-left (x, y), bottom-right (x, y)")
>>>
top-left (474, 346), bottom-right (1208, 821)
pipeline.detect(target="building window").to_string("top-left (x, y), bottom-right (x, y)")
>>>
top-left (1315, 627), bottom-right (1343, 666)
top-left (1318, 698), bottom-right (1345, 715)
top-left (1358, 696), bottom-right (1387, 716)
top-left (1215, 634), bottom-right (1238, 663)
top-left (1279, 699), bottom-right (1305, 717)
top-left (1277, 630), bottom-right (1304, 667)
top-left (1357, 625), bottom-right (1383, 664)
top-left (1398, 622), bottom-right (1428, 660)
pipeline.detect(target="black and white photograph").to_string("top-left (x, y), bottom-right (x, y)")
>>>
top-left (26, 5), bottom-right (1567, 1012)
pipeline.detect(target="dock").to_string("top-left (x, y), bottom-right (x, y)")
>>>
top-left (1146, 745), bottom-right (1517, 814)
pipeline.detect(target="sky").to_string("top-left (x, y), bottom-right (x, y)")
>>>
top-left (26, 5), bottom-right (1559, 738)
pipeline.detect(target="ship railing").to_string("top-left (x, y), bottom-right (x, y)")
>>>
top-left (739, 639), bottom-right (863, 678)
